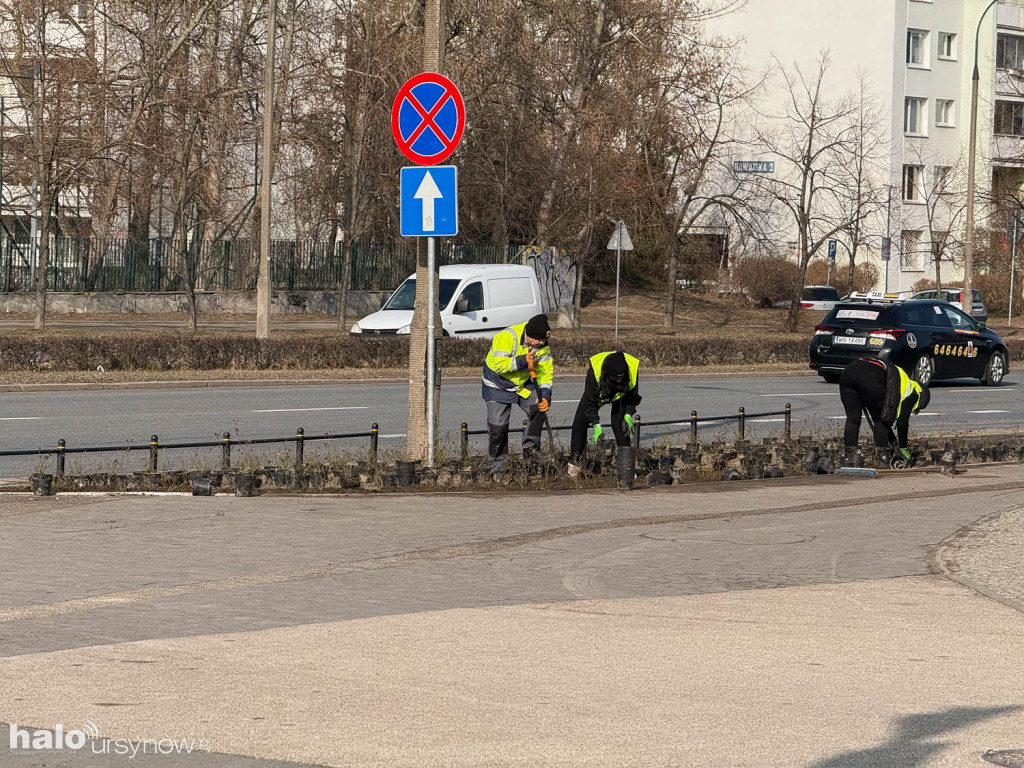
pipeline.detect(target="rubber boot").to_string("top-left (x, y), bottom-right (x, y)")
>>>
top-left (875, 447), bottom-right (893, 469)
top-left (840, 447), bottom-right (860, 468)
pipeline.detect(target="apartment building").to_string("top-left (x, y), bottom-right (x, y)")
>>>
top-left (713, 0), bottom-right (1024, 292)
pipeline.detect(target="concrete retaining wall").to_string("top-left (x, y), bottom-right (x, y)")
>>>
top-left (0, 290), bottom-right (389, 316)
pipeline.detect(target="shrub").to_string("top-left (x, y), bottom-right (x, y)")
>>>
top-left (732, 255), bottom-right (799, 307)
top-left (2, 328), bottom-right (1019, 373)
top-left (805, 258), bottom-right (881, 294)
top-left (974, 272), bottom-right (1022, 316)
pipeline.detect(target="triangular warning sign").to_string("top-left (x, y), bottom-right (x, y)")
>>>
top-left (606, 220), bottom-right (634, 251)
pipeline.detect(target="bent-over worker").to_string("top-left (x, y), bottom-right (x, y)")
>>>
top-left (569, 351), bottom-right (641, 474)
top-left (481, 314), bottom-right (553, 474)
top-left (839, 356), bottom-right (929, 468)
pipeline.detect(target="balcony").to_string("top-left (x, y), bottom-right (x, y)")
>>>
top-left (991, 134), bottom-right (1024, 164)
top-left (998, 2), bottom-right (1024, 31)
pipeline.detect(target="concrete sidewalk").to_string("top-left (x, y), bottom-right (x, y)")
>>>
top-left (1, 465), bottom-right (1023, 767)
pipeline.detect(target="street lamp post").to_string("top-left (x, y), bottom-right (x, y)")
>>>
top-left (964, 0), bottom-right (999, 317)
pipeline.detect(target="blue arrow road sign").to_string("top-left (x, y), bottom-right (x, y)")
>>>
top-left (401, 166), bottom-right (458, 237)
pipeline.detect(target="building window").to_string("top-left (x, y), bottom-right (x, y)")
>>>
top-left (901, 230), bottom-right (923, 269)
top-left (907, 29), bottom-right (929, 67)
top-left (935, 99), bottom-right (955, 127)
top-left (997, 33), bottom-right (1024, 70)
top-left (938, 32), bottom-right (956, 60)
top-left (933, 166), bottom-right (952, 192)
top-left (995, 100), bottom-right (1024, 136)
top-left (903, 166), bottom-right (924, 202)
top-left (905, 97), bottom-right (927, 134)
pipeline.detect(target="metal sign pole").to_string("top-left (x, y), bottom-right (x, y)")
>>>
top-left (426, 235), bottom-right (437, 467)
top-left (1010, 215), bottom-right (1018, 325)
top-left (615, 236), bottom-right (621, 339)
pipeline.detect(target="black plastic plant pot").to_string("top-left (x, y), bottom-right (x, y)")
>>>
top-left (395, 460), bottom-right (418, 486)
top-left (615, 446), bottom-right (636, 490)
top-left (192, 477), bottom-right (214, 496)
top-left (233, 473), bottom-right (260, 497)
top-left (30, 473), bottom-right (54, 497)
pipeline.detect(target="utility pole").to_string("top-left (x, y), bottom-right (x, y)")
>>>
top-left (32, 0), bottom-right (47, 331)
top-left (965, 0), bottom-right (999, 322)
top-left (256, 0), bottom-right (278, 340)
top-left (1010, 213), bottom-right (1018, 325)
top-left (883, 186), bottom-right (892, 293)
top-left (406, 0), bottom-right (446, 464)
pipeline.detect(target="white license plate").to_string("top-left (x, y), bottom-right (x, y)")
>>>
top-left (832, 335), bottom-right (866, 345)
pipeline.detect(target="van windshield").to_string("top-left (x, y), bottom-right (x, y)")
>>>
top-left (383, 278), bottom-right (462, 311)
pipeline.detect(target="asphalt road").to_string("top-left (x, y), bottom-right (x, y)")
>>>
top-left (0, 373), bottom-right (1019, 476)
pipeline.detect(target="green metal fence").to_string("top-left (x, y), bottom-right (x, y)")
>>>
top-left (0, 235), bottom-right (519, 293)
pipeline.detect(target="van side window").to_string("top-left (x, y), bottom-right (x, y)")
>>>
top-left (457, 281), bottom-right (484, 312)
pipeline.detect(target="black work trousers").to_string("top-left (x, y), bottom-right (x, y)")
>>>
top-left (570, 399), bottom-right (630, 459)
top-left (486, 391), bottom-right (543, 473)
top-left (839, 361), bottom-right (896, 449)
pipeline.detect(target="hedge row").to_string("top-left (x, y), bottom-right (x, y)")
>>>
top-left (0, 331), bottom-right (1020, 372)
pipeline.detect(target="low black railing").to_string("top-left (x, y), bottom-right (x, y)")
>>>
top-left (2, 403), bottom-right (792, 478)
top-left (0, 426), bottom-right (381, 478)
top-left (457, 404), bottom-right (793, 462)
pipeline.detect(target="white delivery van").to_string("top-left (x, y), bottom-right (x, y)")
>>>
top-left (350, 264), bottom-right (544, 339)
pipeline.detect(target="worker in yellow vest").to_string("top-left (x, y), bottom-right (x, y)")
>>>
top-left (481, 314), bottom-right (553, 474)
top-left (568, 351), bottom-right (641, 476)
top-left (839, 356), bottom-right (929, 468)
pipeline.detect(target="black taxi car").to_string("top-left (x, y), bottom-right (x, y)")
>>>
top-left (808, 291), bottom-right (1010, 386)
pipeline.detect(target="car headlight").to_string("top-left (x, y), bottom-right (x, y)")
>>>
top-left (350, 323), bottom-right (362, 334)
top-left (397, 324), bottom-right (411, 334)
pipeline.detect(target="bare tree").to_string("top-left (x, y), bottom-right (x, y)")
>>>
top-left (836, 74), bottom-right (888, 293)
top-left (751, 53), bottom-right (879, 331)
top-left (639, 64), bottom-right (761, 327)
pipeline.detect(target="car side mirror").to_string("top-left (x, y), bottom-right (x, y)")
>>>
top-left (978, 321), bottom-right (987, 331)
top-left (455, 297), bottom-right (469, 314)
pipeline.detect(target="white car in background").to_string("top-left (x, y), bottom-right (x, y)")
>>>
top-left (350, 263), bottom-right (544, 339)
top-left (908, 288), bottom-right (988, 323)
top-left (775, 285), bottom-right (841, 311)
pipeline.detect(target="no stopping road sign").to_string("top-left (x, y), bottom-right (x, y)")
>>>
top-left (391, 73), bottom-right (465, 165)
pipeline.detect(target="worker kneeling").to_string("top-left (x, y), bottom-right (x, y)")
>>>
top-left (482, 314), bottom-right (553, 475)
top-left (568, 351), bottom-right (642, 477)
top-left (839, 357), bottom-right (929, 469)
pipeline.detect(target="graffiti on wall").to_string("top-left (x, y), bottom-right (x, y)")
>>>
top-left (520, 246), bottom-right (578, 313)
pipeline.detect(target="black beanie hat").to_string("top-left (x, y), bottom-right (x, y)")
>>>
top-left (603, 351), bottom-right (628, 379)
top-left (524, 314), bottom-right (550, 341)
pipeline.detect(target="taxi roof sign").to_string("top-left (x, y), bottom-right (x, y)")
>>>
top-left (847, 291), bottom-right (903, 303)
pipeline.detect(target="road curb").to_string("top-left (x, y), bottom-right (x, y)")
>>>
top-left (930, 506), bottom-right (1024, 616)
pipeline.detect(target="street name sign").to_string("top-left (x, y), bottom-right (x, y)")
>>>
top-left (400, 166), bottom-right (458, 237)
top-left (391, 73), bottom-right (465, 165)
top-left (733, 160), bottom-right (775, 173)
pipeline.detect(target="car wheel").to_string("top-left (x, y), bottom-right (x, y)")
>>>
top-left (982, 350), bottom-right (1007, 386)
top-left (819, 372), bottom-right (841, 384)
top-left (912, 354), bottom-right (934, 386)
